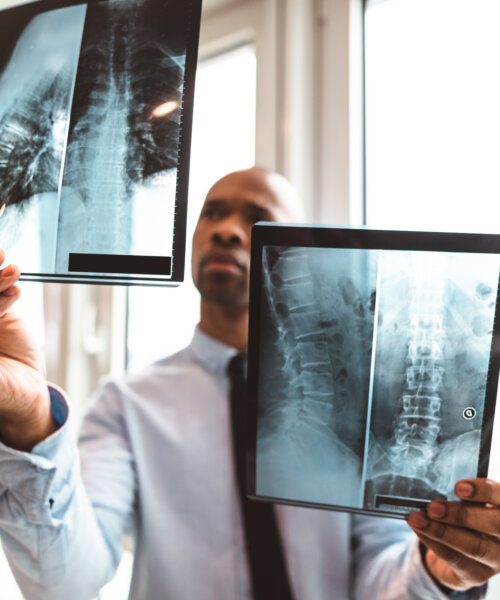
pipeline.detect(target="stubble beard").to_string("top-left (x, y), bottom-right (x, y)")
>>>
top-left (196, 271), bottom-right (249, 309)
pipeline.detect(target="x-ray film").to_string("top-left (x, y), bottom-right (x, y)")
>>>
top-left (0, 0), bottom-right (201, 285)
top-left (247, 224), bottom-right (500, 518)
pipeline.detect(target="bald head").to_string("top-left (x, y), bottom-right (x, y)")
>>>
top-left (205, 167), bottom-right (305, 224)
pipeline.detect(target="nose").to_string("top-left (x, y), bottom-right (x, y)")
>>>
top-left (212, 215), bottom-right (248, 248)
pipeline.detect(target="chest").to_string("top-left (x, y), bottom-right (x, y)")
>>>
top-left (127, 372), bottom-right (236, 520)
top-left (124, 371), bottom-right (352, 599)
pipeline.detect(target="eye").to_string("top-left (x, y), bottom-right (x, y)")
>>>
top-left (201, 205), bottom-right (225, 220)
top-left (248, 211), bottom-right (270, 224)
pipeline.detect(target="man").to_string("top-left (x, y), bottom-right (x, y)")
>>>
top-left (0, 167), bottom-right (499, 599)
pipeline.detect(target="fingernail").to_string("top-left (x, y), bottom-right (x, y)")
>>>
top-left (408, 512), bottom-right (429, 529)
top-left (456, 481), bottom-right (475, 498)
top-left (427, 501), bottom-right (447, 519)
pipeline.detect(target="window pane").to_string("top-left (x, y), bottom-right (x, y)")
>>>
top-left (126, 45), bottom-right (256, 371)
top-left (365, 0), bottom-right (500, 232)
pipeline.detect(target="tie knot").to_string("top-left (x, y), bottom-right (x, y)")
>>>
top-left (227, 352), bottom-right (247, 381)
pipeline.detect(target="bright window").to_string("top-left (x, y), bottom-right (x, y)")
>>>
top-left (364, 0), bottom-right (500, 232)
top-left (126, 44), bottom-right (256, 371)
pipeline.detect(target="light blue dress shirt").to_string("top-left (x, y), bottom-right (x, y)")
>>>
top-left (0, 327), bottom-right (483, 599)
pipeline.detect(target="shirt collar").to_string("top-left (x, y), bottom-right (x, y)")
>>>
top-left (189, 325), bottom-right (239, 376)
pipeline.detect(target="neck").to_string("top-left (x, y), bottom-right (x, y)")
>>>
top-left (199, 300), bottom-right (249, 351)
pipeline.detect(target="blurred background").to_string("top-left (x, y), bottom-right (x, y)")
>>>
top-left (1, 0), bottom-right (500, 597)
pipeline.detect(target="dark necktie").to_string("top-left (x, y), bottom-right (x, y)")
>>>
top-left (227, 353), bottom-right (294, 600)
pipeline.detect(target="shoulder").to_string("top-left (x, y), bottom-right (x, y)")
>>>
top-left (91, 344), bottom-right (215, 409)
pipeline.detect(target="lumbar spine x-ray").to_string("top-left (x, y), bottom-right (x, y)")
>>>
top-left (256, 244), bottom-right (499, 516)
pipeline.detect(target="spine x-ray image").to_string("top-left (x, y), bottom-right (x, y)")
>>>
top-left (365, 251), bottom-right (499, 513)
top-left (0, 0), bottom-right (200, 284)
top-left (255, 244), bottom-right (500, 517)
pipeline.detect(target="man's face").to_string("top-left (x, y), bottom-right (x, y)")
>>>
top-left (192, 170), bottom-right (294, 309)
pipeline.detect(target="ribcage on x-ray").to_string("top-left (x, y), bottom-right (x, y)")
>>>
top-left (0, 72), bottom-right (69, 207)
top-left (67, 7), bottom-right (183, 192)
top-left (57, 0), bottom-right (184, 262)
top-left (0, 0), bottom-right (186, 267)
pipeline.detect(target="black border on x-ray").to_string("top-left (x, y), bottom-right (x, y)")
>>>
top-left (1, 0), bottom-right (201, 287)
top-left (246, 223), bottom-right (500, 519)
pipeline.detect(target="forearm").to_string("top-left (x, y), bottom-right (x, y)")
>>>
top-left (0, 388), bottom-right (126, 600)
top-left (1, 478), bottom-right (120, 600)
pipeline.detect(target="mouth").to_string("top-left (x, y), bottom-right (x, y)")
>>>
top-left (200, 252), bottom-right (245, 275)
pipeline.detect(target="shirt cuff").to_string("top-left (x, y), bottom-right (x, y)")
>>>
top-left (0, 385), bottom-right (78, 524)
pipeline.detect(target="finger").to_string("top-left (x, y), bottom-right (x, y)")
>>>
top-left (455, 479), bottom-right (500, 507)
top-left (408, 510), bottom-right (500, 569)
top-left (0, 262), bottom-right (21, 317)
top-left (0, 284), bottom-right (20, 316)
top-left (426, 499), bottom-right (500, 539)
top-left (0, 247), bottom-right (5, 266)
top-left (0, 263), bottom-right (20, 293)
top-left (416, 533), bottom-right (494, 589)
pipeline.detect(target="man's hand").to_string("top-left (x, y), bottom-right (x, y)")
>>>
top-left (0, 250), bottom-right (55, 451)
top-left (408, 478), bottom-right (500, 591)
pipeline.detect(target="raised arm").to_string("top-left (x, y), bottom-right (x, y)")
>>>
top-left (0, 250), bottom-right (135, 599)
top-left (0, 250), bottom-right (55, 450)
